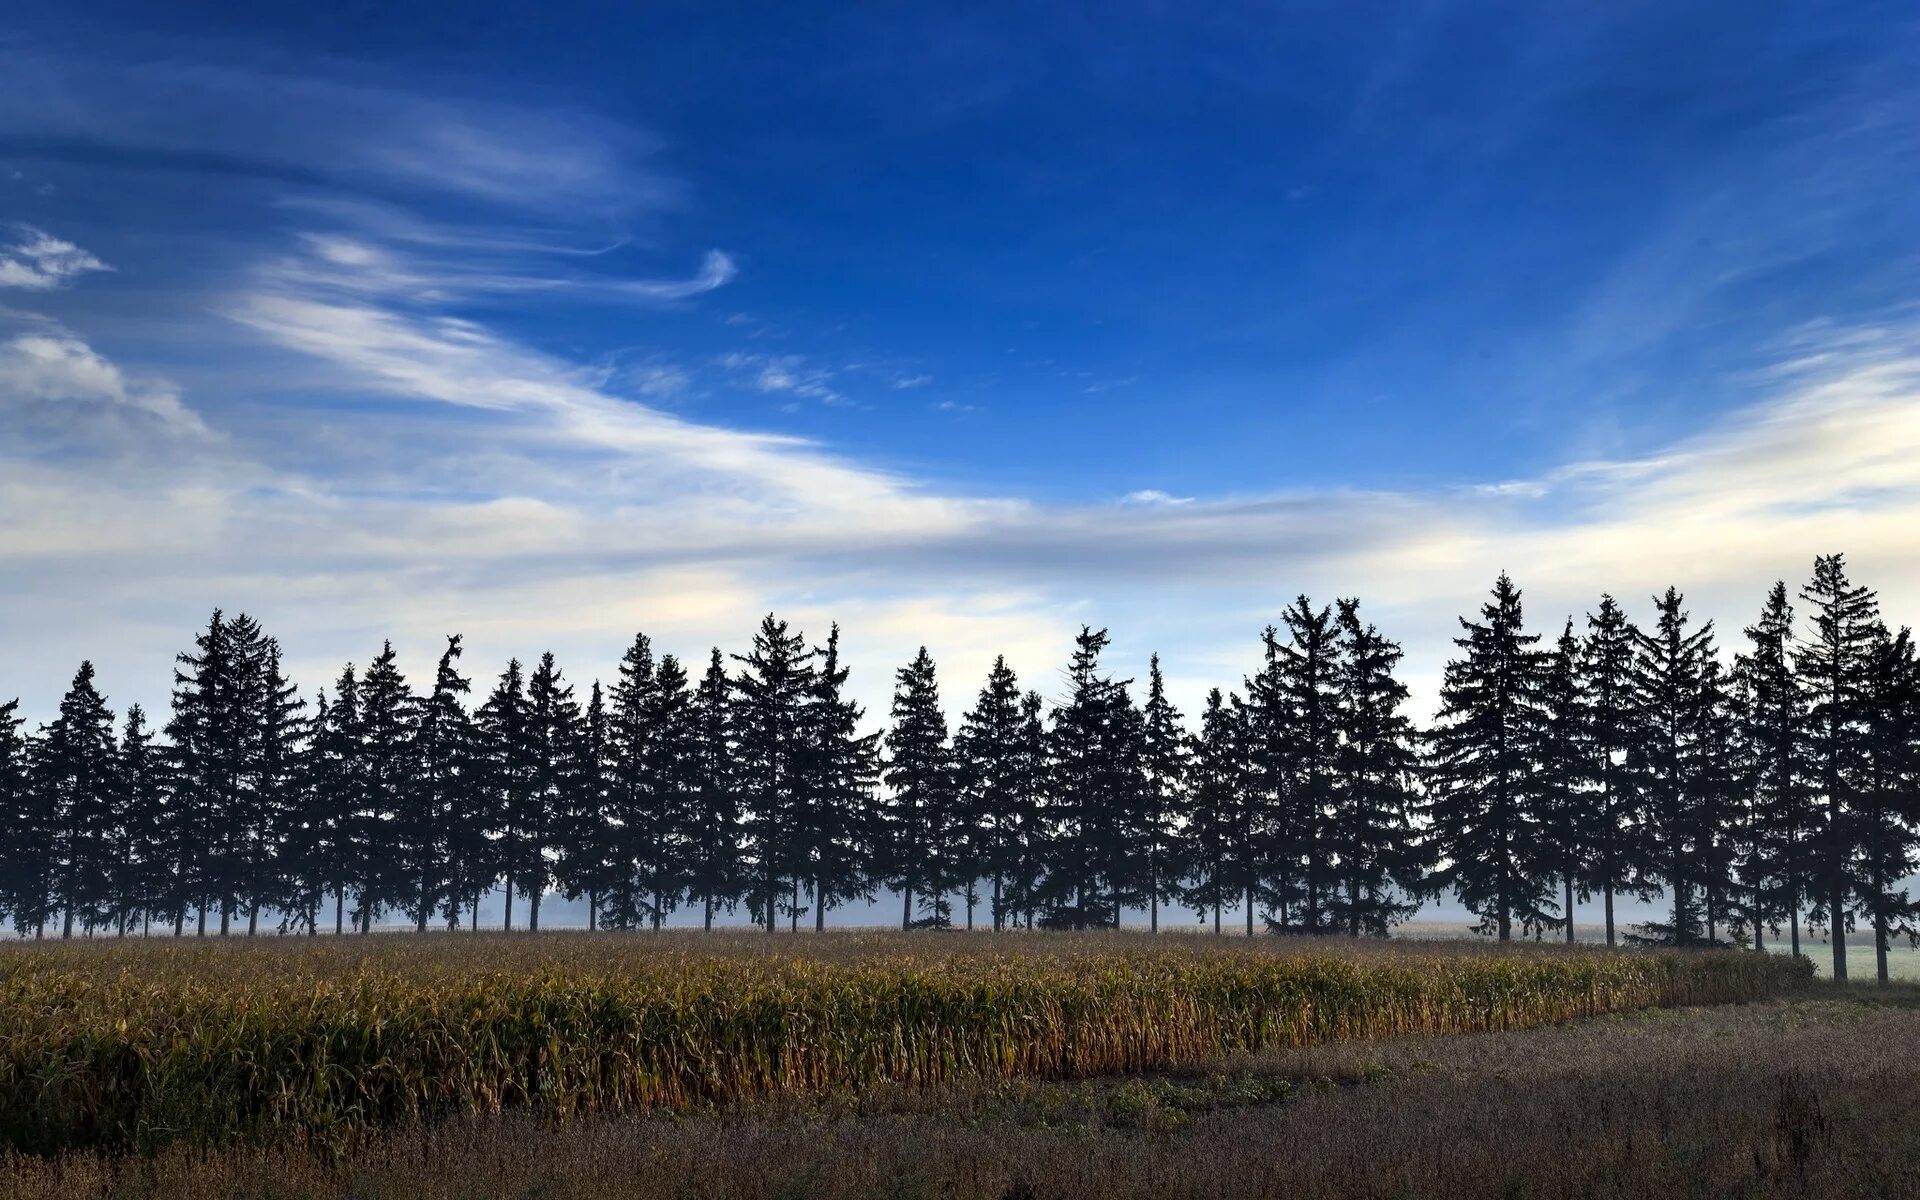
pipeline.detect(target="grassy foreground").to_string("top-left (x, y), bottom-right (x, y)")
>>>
top-left (0, 932), bottom-right (1806, 1157)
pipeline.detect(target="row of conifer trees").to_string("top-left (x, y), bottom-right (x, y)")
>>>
top-left (1, 553), bottom-right (1913, 980)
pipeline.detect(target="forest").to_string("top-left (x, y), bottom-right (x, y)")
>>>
top-left (3, 552), bottom-right (1914, 980)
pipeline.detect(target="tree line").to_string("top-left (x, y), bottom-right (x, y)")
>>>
top-left (2, 553), bottom-right (1914, 981)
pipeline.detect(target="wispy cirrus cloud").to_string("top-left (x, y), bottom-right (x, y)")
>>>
top-left (0, 226), bottom-right (109, 291)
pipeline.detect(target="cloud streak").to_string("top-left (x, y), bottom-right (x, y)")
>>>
top-left (0, 227), bottom-right (110, 291)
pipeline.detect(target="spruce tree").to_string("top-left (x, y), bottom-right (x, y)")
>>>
top-left (605, 633), bottom-right (665, 930)
top-left (0, 698), bottom-right (30, 932)
top-left (1046, 627), bottom-right (1140, 924)
top-left (956, 656), bottom-right (1028, 930)
top-left (1854, 624), bottom-right (1918, 984)
top-left (1007, 690), bottom-right (1050, 927)
top-left (246, 638), bottom-right (305, 936)
top-left (732, 616), bottom-right (816, 931)
top-left (303, 674), bottom-right (363, 934)
top-left (558, 679), bottom-right (614, 930)
top-left (1733, 583), bottom-right (1807, 954)
top-left (1182, 688), bottom-right (1245, 933)
top-left (1424, 574), bottom-right (1553, 941)
top-left (1277, 597), bottom-right (1342, 931)
top-left (408, 636), bottom-right (473, 931)
top-left (354, 642), bottom-right (416, 932)
top-left (1796, 553), bottom-right (1879, 981)
top-left (39, 661), bottom-right (118, 937)
top-left (1537, 619), bottom-right (1589, 941)
top-left (1138, 655), bottom-right (1188, 932)
top-left (112, 705), bottom-right (167, 936)
top-left (168, 611), bottom-right (242, 936)
top-left (885, 646), bottom-right (955, 927)
top-left (643, 654), bottom-right (697, 927)
top-left (1329, 600), bottom-right (1425, 936)
top-left (1631, 588), bottom-right (1721, 945)
top-left (475, 659), bottom-right (531, 930)
top-left (1239, 628), bottom-right (1290, 930)
top-left (799, 626), bottom-right (881, 929)
top-left (1579, 595), bottom-right (1647, 946)
top-left (519, 652), bottom-right (580, 932)
top-left (684, 649), bottom-right (741, 929)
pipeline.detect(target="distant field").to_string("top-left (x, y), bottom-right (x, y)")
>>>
top-left (0, 931), bottom-right (1805, 1157)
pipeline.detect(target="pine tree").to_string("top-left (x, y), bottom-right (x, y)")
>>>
top-left (643, 654), bottom-right (697, 927)
top-left (1329, 600), bottom-right (1425, 936)
top-left (684, 649), bottom-right (741, 929)
top-left (354, 642), bottom-right (417, 933)
top-left (1733, 583), bottom-right (1807, 955)
top-left (1276, 597), bottom-right (1342, 931)
top-left (1630, 588), bottom-right (1722, 946)
top-left (245, 638), bottom-right (305, 936)
top-left (0, 698), bottom-right (30, 932)
top-left (300, 673), bottom-right (362, 935)
top-left (1239, 628), bottom-right (1290, 931)
top-left (558, 679), bottom-right (612, 929)
top-left (1796, 553), bottom-right (1879, 981)
top-left (1537, 619), bottom-right (1589, 942)
top-left (1853, 624), bottom-right (1919, 985)
top-left (168, 611), bottom-right (243, 936)
top-left (1181, 688), bottom-right (1245, 934)
top-left (800, 626), bottom-right (881, 930)
top-left (1007, 690), bottom-right (1050, 927)
top-left (604, 633), bottom-right (665, 930)
top-left (885, 646), bottom-right (955, 927)
top-left (1138, 655), bottom-right (1188, 933)
top-left (38, 661), bottom-right (118, 937)
top-left (1424, 574), bottom-right (1554, 941)
top-left (732, 616), bottom-right (816, 931)
top-left (1579, 595), bottom-right (1646, 946)
top-left (408, 636), bottom-right (473, 931)
top-left (111, 705), bottom-right (167, 935)
top-left (518, 652), bottom-right (580, 932)
top-left (1046, 627), bottom-right (1140, 924)
top-left (475, 659), bottom-right (531, 930)
top-left (956, 656), bottom-right (1028, 930)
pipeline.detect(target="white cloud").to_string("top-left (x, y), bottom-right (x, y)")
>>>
top-left (0, 227), bottom-right (110, 291)
top-left (1119, 489), bottom-right (1194, 507)
top-left (0, 329), bottom-right (211, 444)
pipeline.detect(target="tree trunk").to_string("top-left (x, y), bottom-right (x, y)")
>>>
top-left (529, 886), bottom-right (541, 932)
top-left (902, 885), bottom-right (913, 931)
top-left (815, 876), bottom-right (827, 932)
top-left (503, 877), bottom-right (514, 931)
top-left (334, 891), bottom-right (344, 936)
top-left (1831, 883), bottom-right (1847, 981)
top-left (1603, 884), bottom-right (1615, 947)
top-left (1564, 874), bottom-right (1575, 944)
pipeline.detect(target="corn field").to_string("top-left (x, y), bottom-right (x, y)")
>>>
top-left (0, 932), bottom-right (1811, 1156)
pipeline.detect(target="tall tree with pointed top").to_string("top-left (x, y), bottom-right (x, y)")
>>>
top-left (1853, 623), bottom-right (1919, 985)
top-left (352, 642), bottom-right (416, 933)
top-left (0, 699), bottom-right (31, 932)
top-left (1046, 626), bottom-right (1142, 923)
top-left (557, 679), bottom-right (612, 929)
top-left (801, 625), bottom-right (881, 929)
top-left (1138, 655), bottom-right (1188, 933)
top-left (1796, 553), bottom-right (1879, 982)
top-left (168, 611), bottom-right (241, 936)
top-left (1734, 582), bottom-right (1808, 955)
top-left (956, 656), bottom-right (1029, 930)
top-left (604, 633), bottom-right (665, 930)
top-left (1631, 587), bottom-right (1723, 945)
top-left (732, 615), bottom-right (816, 931)
top-left (111, 705), bottom-right (167, 935)
top-left (38, 661), bottom-right (117, 938)
top-left (1578, 595), bottom-right (1648, 946)
top-left (684, 649), bottom-right (741, 930)
top-left (1537, 619), bottom-right (1589, 942)
top-left (475, 658), bottom-right (531, 930)
top-left (517, 652), bottom-right (580, 932)
top-left (1329, 599), bottom-right (1425, 936)
top-left (407, 636), bottom-right (473, 931)
top-left (885, 646), bottom-right (955, 927)
top-left (1181, 688), bottom-right (1245, 933)
top-left (1424, 574), bottom-right (1554, 941)
top-left (1276, 597), bottom-right (1342, 931)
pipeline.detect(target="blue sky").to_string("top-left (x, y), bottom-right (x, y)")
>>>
top-left (4, 0), bottom-right (1920, 744)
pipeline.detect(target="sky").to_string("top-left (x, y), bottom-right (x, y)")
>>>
top-left (4, 0), bottom-right (1920, 783)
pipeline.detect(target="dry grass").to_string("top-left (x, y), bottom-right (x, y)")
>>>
top-left (4, 983), bottom-right (1912, 1199)
top-left (0, 931), bottom-right (1804, 1156)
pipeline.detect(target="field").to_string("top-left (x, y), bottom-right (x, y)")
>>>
top-left (0, 932), bottom-right (1828, 1198)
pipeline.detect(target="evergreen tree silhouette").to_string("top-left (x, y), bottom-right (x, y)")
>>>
top-left (475, 658), bottom-right (531, 930)
top-left (800, 626), bottom-right (881, 930)
top-left (684, 649), bottom-right (741, 929)
top-left (1853, 624), bottom-right (1919, 984)
top-left (1424, 574), bottom-right (1553, 941)
top-left (112, 705), bottom-right (167, 936)
top-left (353, 642), bottom-right (416, 933)
top-left (168, 611), bottom-right (243, 936)
top-left (1630, 588), bottom-right (1722, 946)
top-left (2, 697), bottom-right (47, 936)
top-left (1796, 553), bottom-right (1879, 981)
top-left (245, 637), bottom-right (304, 936)
top-left (1046, 627), bottom-right (1140, 924)
top-left (518, 652), bottom-right (579, 933)
top-left (408, 636), bottom-right (473, 931)
top-left (1578, 594), bottom-right (1647, 946)
top-left (1139, 655), bottom-right (1188, 932)
top-left (956, 656), bottom-right (1029, 930)
top-left (1537, 619), bottom-right (1589, 942)
top-left (1734, 582), bottom-right (1808, 955)
top-left (558, 679), bottom-right (612, 929)
top-left (38, 662), bottom-right (117, 938)
top-left (604, 633), bottom-right (665, 930)
top-left (1181, 688), bottom-right (1244, 933)
top-left (1330, 599), bottom-right (1425, 936)
top-left (732, 616), bottom-right (815, 931)
top-left (885, 646), bottom-right (954, 927)
top-left (1276, 597), bottom-right (1342, 931)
